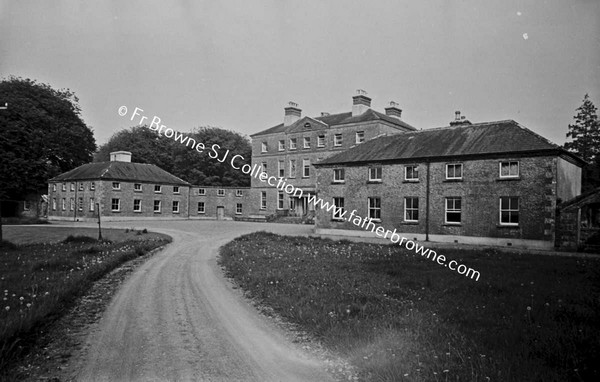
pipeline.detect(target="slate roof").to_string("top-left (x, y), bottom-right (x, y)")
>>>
top-left (250, 109), bottom-right (417, 137)
top-left (559, 187), bottom-right (600, 211)
top-left (49, 161), bottom-right (191, 185)
top-left (316, 120), bottom-right (585, 166)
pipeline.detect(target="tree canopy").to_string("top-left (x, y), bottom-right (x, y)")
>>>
top-left (95, 126), bottom-right (252, 187)
top-left (564, 94), bottom-right (600, 191)
top-left (0, 76), bottom-right (96, 199)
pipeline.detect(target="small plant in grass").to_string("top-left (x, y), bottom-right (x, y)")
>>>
top-left (142, 228), bottom-right (148, 234)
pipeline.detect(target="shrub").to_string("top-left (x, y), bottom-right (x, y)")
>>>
top-left (0, 240), bottom-right (17, 250)
top-left (62, 235), bottom-right (97, 244)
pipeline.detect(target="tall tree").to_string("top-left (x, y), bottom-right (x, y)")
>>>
top-left (95, 126), bottom-right (252, 186)
top-left (564, 94), bottom-right (600, 191)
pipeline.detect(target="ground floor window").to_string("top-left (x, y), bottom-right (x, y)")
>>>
top-left (499, 196), bottom-right (519, 225)
top-left (111, 198), bottom-right (120, 212)
top-left (404, 197), bottom-right (419, 222)
top-left (70, 198), bottom-right (75, 211)
top-left (62, 198), bottom-right (66, 211)
top-left (133, 199), bottom-right (142, 212)
top-left (172, 200), bottom-right (180, 213)
top-left (236, 203), bottom-right (243, 215)
top-left (89, 198), bottom-right (95, 212)
top-left (261, 191), bottom-right (267, 210)
top-left (198, 202), bottom-right (205, 214)
top-left (333, 197), bottom-right (345, 220)
top-left (445, 197), bottom-right (461, 224)
top-left (368, 197), bottom-right (381, 221)
top-left (278, 192), bottom-right (284, 209)
top-left (52, 198), bottom-right (56, 211)
top-left (153, 200), bottom-right (161, 213)
top-left (78, 197), bottom-right (83, 211)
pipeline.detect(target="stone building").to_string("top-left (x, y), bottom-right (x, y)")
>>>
top-left (249, 91), bottom-right (416, 218)
top-left (313, 118), bottom-right (585, 249)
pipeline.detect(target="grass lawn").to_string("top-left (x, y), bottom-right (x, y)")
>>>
top-left (219, 232), bottom-right (600, 382)
top-left (0, 228), bottom-right (171, 373)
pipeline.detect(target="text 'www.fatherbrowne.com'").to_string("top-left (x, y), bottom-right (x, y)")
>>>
top-left (118, 105), bottom-right (481, 282)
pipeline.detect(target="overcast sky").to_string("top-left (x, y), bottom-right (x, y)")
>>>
top-left (1, 0), bottom-right (599, 146)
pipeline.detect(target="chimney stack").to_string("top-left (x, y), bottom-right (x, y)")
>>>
top-left (449, 110), bottom-right (472, 126)
top-left (284, 101), bottom-right (301, 126)
top-left (384, 101), bottom-right (402, 119)
top-left (352, 89), bottom-right (371, 116)
top-left (110, 151), bottom-right (132, 162)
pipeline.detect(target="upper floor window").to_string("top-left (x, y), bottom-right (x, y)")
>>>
top-left (70, 182), bottom-right (75, 191)
top-left (303, 136), bottom-right (311, 149)
top-left (134, 183), bottom-right (142, 191)
top-left (261, 142), bottom-right (268, 152)
top-left (278, 140), bottom-right (285, 151)
top-left (278, 160), bottom-right (285, 177)
top-left (369, 167), bottom-right (382, 182)
top-left (289, 159), bottom-right (297, 178)
top-left (78, 183), bottom-right (84, 191)
top-left (173, 186), bottom-right (180, 194)
top-left (90, 182), bottom-right (95, 191)
top-left (154, 185), bottom-right (162, 193)
top-left (333, 168), bottom-right (345, 183)
top-left (62, 183), bottom-right (66, 191)
top-left (355, 131), bottom-right (365, 144)
top-left (446, 163), bottom-right (463, 180)
top-left (198, 188), bottom-right (206, 196)
top-left (217, 189), bottom-right (225, 197)
top-left (499, 161), bottom-right (519, 178)
top-left (289, 138), bottom-right (297, 150)
top-left (112, 182), bottom-right (121, 190)
top-left (236, 189), bottom-right (243, 197)
top-left (500, 197), bottom-right (519, 225)
top-left (52, 184), bottom-right (57, 192)
top-left (317, 135), bottom-right (325, 147)
top-left (302, 159), bottom-right (310, 178)
top-left (334, 134), bottom-right (343, 147)
top-left (445, 197), bottom-right (462, 224)
top-left (405, 165), bottom-right (419, 181)
top-left (260, 191), bottom-right (267, 210)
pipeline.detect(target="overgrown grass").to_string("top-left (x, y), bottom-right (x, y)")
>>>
top-left (0, 235), bottom-right (171, 373)
top-left (219, 232), bottom-right (600, 381)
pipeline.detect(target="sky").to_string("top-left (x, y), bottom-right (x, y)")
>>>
top-left (0, 0), bottom-right (599, 146)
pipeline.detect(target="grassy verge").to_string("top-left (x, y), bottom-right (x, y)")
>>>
top-left (219, 232), bottom-right (600, 381)
top-left (0, 231), bottom-right (171, 372)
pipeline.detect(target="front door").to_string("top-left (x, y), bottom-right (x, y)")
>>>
top-left (216, 206), bottom-right (225, 220)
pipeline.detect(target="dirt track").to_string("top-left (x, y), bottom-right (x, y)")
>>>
top-left (75, 221), bottom-right (334, 382)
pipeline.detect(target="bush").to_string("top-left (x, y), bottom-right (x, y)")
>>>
top-left (62, 235), bottom-right (97, 244)
top-left (0, 240), bottom-right (17, 250)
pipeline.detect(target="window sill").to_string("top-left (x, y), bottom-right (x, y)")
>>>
top-left (367, 180), bottom-right (382, 184)
top-left (497, 224), bottom-right (519, 228)
top-left (331, 181), bottom-right (345, 185)
top-left (134, 190), bottom-right (142, 192)
top-left (369, 219), bottom-right (382, 223)
top-left (402, 221), bottom-right (419, 225)
top-left (443, 179), bottom-right (463, 183)
top-left (403, 180), bottom-right (419, 183)
top-left (134, 211), bottom-right (142, 213)
top-left (443, 223), bottom-right (461, 226)
top-left (154, 211), bottom-right (161, 214)
top-left (111, 210), bottom-right (120, 213)
top-left (496, 177), bottom-right (521, 181)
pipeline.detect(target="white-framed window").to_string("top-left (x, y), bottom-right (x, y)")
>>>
top-left (499, 161), bottom-right (519, 178)
top-left (368, 197), bottom-right (381, 221)
top-left (217, 189), bottom-right (225, 196)
top-left (260, 191), bottom-right (267, 210)
top-left (278, 140), bottom-right (285, 151)
top-left (111, 198), bottom-right (120, 212)
top-left (134, 183), bottom-right (142, 191)
top-left (333, 168), bottom-right (345, 183)
top-left (90, 182), bottom-right (95, 191)
top-left (236, 203), bottom-right (243, 215)
top-left (261, 142), bottom-right (268, 152)
top-left (302, 159), bottom-right (310, 178)
top-left (52, 198), bottom-right (56, 211)
top-left (197, 202), bottom-right (205, 214)
top-left (355, 131), bottom-right (365, 144)
top-left (70, 183), bottom-right (75, 191)
top-left (333, 197), bottom-right (345, 220)
top-left (369, 167), bottom-right (382, 182)
top-left (89, 197), bottom-right (95, 212)
top-left (154, 200), bottom-right (161, 213)
top-left (405, 165), bottom-right (418, 181)
top-left (198, 188), bottom-right (205, 195)
top-left (52, 184), bottom-right (57, 192)
top-left (278, 192), bottom-right (284, 209)
top-left (61, 198), bottom-right (66, 211)
top-left (133, 199), bottom-right (142, 212)
top-left (404, 197), bottom-right (419, 222)
top-left (78, 197), bottom-right (83, 211)
top-left (172, 200), bottom-right (179, 213)
top-left (446, 164), bottom-right (463, 180)
top-left (173, 186), bottom-right (180, 194)
top-left (62, 183), bottom-right (66, 191)
top-left (334, 133), bottom-right (343, 147)
top-left (278, 160), bottom-right (285, 177)
top-left (154, 185), bottom-right (162, 193)
top-left (445, 197), bottom-right (462, 224)
top-left (289, 138), bottom-right (297, 150)
top-left (303, 136), bottom-right (311, 148)
top-left (317, 135), bottom-right (325, 147)
top-left (236, 189), bottom-right (243, 197)
top-left (70, 198), bottom-right (74, 211)
top-left (112, 182), bottom-right (120, 190)
top-left (500, 197), bottom-right (519, 225)
top-left (23, 201), bottom-right (31, 211)
top-left (289, 159), bottom-right (297, 178)
top-left (78, 183), bottom-right (84, 191)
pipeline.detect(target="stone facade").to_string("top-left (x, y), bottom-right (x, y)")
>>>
top-left (189, 186), bottom-right (251, 220)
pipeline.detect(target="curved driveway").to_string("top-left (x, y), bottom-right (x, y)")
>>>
top-left (76, 220), bottom-right (334, 382)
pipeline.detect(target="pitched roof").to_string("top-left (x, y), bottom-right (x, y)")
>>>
top-left (316, 120), bottom-right (585, 166)
top-left (559, 187), bottom-right (600, 211)
top-left (250, 109), bottom-right (416, 137)
top-left (49, 161), bottom-right (191, 185)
